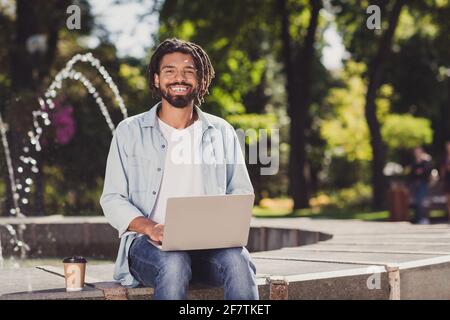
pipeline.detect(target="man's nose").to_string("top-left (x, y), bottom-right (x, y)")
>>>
top-left (175, 70), bottom-right (187, 82)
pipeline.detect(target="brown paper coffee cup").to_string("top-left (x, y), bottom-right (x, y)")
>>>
top-left (63, 256), bottom-right (87, 292)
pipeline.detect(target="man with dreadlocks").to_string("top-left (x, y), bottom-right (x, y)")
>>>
top-left (100, 38), bottom-right (258, 300)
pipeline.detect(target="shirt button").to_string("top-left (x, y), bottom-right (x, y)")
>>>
top-left (157, 168), bottom-right (161, 172)
top-left (161, 144), bottom-right (166, 149)
top-left (152, 191), bottom-right (156, 195)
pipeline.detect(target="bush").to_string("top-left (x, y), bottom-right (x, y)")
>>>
top-left (310, 183), bottom-right (372, 210)
top-left (382, 114), bottom-right (433, 150)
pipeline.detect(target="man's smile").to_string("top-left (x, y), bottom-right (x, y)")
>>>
top-left (169, 84), bottom-right (192, 94)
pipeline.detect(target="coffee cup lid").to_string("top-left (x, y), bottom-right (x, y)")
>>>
top-left (63, 256), bottom-right (87, 263)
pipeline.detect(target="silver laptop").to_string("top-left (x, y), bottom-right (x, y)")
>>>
top-left (148, 194), bottom-right (255, 251)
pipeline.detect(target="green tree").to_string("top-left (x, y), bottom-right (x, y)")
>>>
top-left (332, 0), bottom-right (449, 208)
top-left (321, 60), bottom-right (433, 187)
top-left (384, 1), bottom-right (450, 160)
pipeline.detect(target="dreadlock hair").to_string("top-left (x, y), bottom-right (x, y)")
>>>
top-left (148, 38), bottom-right (215, 107)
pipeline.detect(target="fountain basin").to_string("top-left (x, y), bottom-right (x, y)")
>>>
top-left (0, 215), bottom-right (332, 259)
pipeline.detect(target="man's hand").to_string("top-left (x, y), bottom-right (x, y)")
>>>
top-left (128, 217), bottom-right (164, 244)
top-left (147, 224), bottom-right (164, 244)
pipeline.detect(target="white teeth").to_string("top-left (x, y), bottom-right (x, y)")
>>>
top-left (171, 86), bottom-right (188, 92)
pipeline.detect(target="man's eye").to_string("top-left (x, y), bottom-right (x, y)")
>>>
top-left (185, 70), bottom-right (196, 77)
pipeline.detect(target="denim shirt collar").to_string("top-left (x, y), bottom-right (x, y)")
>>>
top-left (139, 102), bottom-right (214, 133)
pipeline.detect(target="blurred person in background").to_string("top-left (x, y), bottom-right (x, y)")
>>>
top-left (408, 146), bottom-right (433, 224)
top-left (440, 141), bottom-right (450, 222)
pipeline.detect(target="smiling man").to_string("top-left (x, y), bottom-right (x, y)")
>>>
top-left (100, 38), bottom-right (259, 300)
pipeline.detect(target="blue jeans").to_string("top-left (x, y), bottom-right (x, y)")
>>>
top-left (412, 182), bottom-right (428, 221)
top-left (128, 235), bottom-right (259, 300)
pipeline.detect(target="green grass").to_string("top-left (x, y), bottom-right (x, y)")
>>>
top-left (253, 206), bottom-right (448, 222)
top-left (253, 206), bottom-right (389, 221)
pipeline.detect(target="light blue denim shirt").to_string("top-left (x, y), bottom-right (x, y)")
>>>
top-left (100, 102), bottom-right (254, 287)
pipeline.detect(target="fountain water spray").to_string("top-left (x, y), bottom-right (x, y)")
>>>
top-left (18, 52), bottom-right (128, 213)
top-left (0, 113), bottom-right (29, 260)
top-left (30, 52), bottom-right (128, 151)
top-left (1, 53), bottom-right (128, 262)
top-left (0, 113), bottom-right (21, 215)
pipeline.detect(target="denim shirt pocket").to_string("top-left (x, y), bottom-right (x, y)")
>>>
top-left (128, 155), bottom-right (150, 193)
top-left (128, 155), bottom-right (152, 215)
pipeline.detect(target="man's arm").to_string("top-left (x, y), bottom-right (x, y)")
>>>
top-left (100, 123), bottom-right (150, 238)
top-left (225, 126), bottom-right (254, 195)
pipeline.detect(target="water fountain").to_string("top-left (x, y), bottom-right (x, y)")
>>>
top-left (1, 53), bottom-right (128, 264)
top-left (0, 112), bottom-right (29, 262)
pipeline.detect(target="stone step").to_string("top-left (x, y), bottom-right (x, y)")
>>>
top-left (0, 261), bottom-right (391, 300)
top-left (285, 243), bottom-right (450, 255)
top-left (252, 248), bottom-right (448, 265)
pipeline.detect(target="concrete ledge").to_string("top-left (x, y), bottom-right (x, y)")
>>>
top-left (0, 262), bottom-right (395, 300)
top-left (1, 216), bottom-right (449, 300)
top-left (1, 287), bottom-right (105, 300)
top-left (0, 264), bottom-right (270, 300)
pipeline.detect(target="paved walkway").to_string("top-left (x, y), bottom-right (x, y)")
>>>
top-left (1, 217), bottom-right (450, 299)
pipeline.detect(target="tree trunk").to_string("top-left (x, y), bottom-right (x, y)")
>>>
top-left (8, 0), bottom-right (39, 216)
top-left (364, 0), bottom-right (405, 209)
top-left (10, 0), bottom-right (37, 91)
top-left (278, 0), bottom-right (321, 210)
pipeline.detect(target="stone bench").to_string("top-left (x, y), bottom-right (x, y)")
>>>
top-left (0, 257), bottom-right (412, 300)
top-left (2, 217), bottom-right (450, 300)
top-left (0, 264), bottom-right (277, 300)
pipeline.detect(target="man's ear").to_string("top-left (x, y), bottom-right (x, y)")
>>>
top-left (154, 73), bottom-right (160, 88)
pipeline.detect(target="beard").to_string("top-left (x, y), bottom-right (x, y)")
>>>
top-left (158, 82), bottom-right (198, 108)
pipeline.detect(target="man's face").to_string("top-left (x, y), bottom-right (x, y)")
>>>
top-left (154, 52), bottom-right (198, 108)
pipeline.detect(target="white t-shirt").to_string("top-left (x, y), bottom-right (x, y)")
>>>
top-left (151, 117), bottom-right (205, 224)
